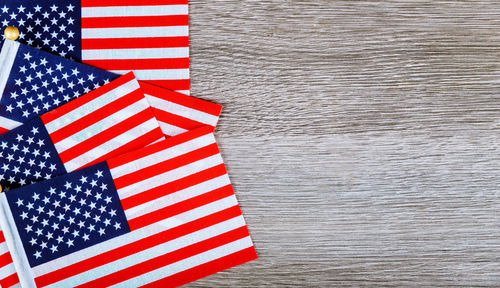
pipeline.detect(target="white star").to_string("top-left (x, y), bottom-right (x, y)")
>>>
top-left (54, 200), bottom-right (61, 209)
top-left (82, 233), bottom-right (90, 241)
top-left (64, 181), bottom-right (72, 189)
top-left (1, 5), bottom-right (8, 14)
top-left (47, 209), bottom-right (55, 218)
top-left (98, 205), bottom-right (106, 214)
top-left (67, 44), bottom-right (75, 51)
top-left (25, 224), bottom-right (33, 233)
top-left (95, 193), bottom-right (102, 200)
top-left (49, 164), bottom-right (57, 172)
top-left (84, 211), bottom-right (91, 218)
top-left (11, 144), bottom-right (19, 152)
top-left (88, 223), bottom-right (95, 232)
top-left (72, 229), bottom-right (79, 238)
top-left (23, 53), bottom-right (31, 60)
top-left (34, 251), bottom-right (42, 259)
top-left (9, 12), bottom-right (17, 20)
top-left (88, 74), bottom-right (95, 81)
top-left (47, 233), bottom-right (54, 241)
top-left (50, 4), bottom-right (58, 12)
top-left (77, 220), bottom-right (85, 229)
top-left (31, 127), bottom-right (39, 134)
top-left (93, 214), bottom-right (101, 223)
top-left (42, 196), bottom-right (50, 204)
top-left (73, 207), bottom-right (81, 215)
top-left (109, 209), bottom-right (117, 217)
top-left (90, 179), bottom-right (98, 187)
top-left (98, 228), bottom-right (105, 236)
top-left (1, 163), bottom-right (8, 171)
top-left (56, 235), bottom-right (64, 243)
top-left (21, 146), bottom-right (29, 154)
top-left (5, 105), bottom-right (13, 113)
top-left (48, 187), bottom-right (56, 195)
top-left (18, 19), bottom-right (25, 26)
top-left (5, 154), bottom-right (14, 162)
top-left (50, 18), bottom-right (58, 25)
top-left (1, 19), bottom-right (7, 26)
top-left (41, 219), bottom-right (49, 227)
top-left (34, 5), bottom-right (42, 12)
top-left (89, 201), bottom-right (97, 210)
top-left (52, 222), bottom-right (59, 230)
top-left (67, 30), bottom-right (74, 38)
top-left (30, 214), bottom-right (39, 223)
top-left (30, 237), bottom-right (37, 246)
top-left (16, 198), bottom-right (23, 206)
top-left (56, 63), bottom-right (63, 71)
top-left (103, 218), bottom-right (111, 226)
top-left (66, 239), bottom-right (74, 247)
top-left (26, 11), bottom-right (33, 19)
top-left (59, 190), bottom-right (67, 199)
top-left (42, 151), bottom-right (51, 159)
top-left (20, 211), bottom-right (28, 219)
top-left (50, 244), bottom-right (57, 253)
top-left (67, 4), bottom-right (75, 11)
top-left (69, 194), bottom-right (76, 202)
top-left (42, 11), bottom-right (50, 19)
top-left (56, 213), bottom-right (64, 221)
top-left (38, 161), bottom-right (46, 169)
top-left (33, 171), bottom-right (41, 178)
top-left (104, 196), bottom-right (112, 204)
top-left (62, 226), bottom-right (69, 234)
top-left (71, 68), bottom-right (79, 76)
top-left (12, 166), bottom-right (20, 174)
top-left (0, 141), bottom-right (7, 149)
top-left (95, 170), bottom-right (104, 178)
top-left (40, 241), bottom-right (47, 249)
top-left (26, 202), bottom-right (34, 210)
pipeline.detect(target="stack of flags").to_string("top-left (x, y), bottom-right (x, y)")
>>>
top-left (0, 1), bottom-right (257, 287)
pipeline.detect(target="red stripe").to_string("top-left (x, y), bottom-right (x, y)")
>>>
top-left (76, 227), bottom-right (250, 287)
top-left (35, 206), bottom-right (242, 287)
top-left (0, 273), bottom-right (19, 288)
top-left (153, 108), bottom-right (205, 130)
top-left (141, 81), bottom-right (221, 116)
top-left (41, 73), bottom-right (135, 125)
top-left (144, 79), bottom-right (190, 91)
top-left (0, 231), bottom-right (5, 242)
top-left (82, 15), bottom-right (188, 28)
top-left (113, 143), bottom-right (219, 190)
top-left (107, 125), bottom-right (214, 169)
top-left (57, 109), bottom-right (155, 164)
top-left (0, 127), bottom-right (8, 135)
top-left (81, 0), bottom-right (188, 7)
top-left (121, 164), bottom-right (228, 210)
top-left (128, 184), bottom-right (235, 230)
top-left (142, 247), bottom-right (257, 288)
top-left (0, 252), bottom-right (12, 268)
top-left (49, 89), bottom-right (144, 144)
top-left (77, 127), bottom-right (163, 170)
top-left (84, 58), bottom-right (189, 70)
top-left (82, 37), bottom-right (189, 50)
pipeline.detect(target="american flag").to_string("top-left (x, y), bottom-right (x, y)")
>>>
top-left (0, 39), bottom-right (116, 134)
top-left (0, 71), bottom-right (164, 191)
top-left (0, 40), bottom-right (221, 137)
top-left (0, 0), bottom-right (190, 94)
top-left (0, 126), bottom-right (256, 287)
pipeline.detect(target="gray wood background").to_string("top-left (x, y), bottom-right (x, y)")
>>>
top-left (187, 1), bottom-right (500, 287)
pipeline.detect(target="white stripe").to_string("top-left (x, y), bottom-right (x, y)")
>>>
top-left (117, 154), bottom-right (224, 200)
top-left (62, 118), bottom-right (160, 172)
top-left (81, 47), bottom-right (189, 60)
top-left (0, 240), bottom-right (10, 255)
top-left (32, 195), bottom-right (239, 276)
top-left (81, 5), bottom-right (187, 18)
top-left (111, 236), bottom-right (254, 288)
top-left (174, 90), bottom-right (190, 95)
top-left (109, 133), bottom-right (215, 179)
top-left (43, 79), bottom-right (140, 133)
top-left (157, 122), bottom-right (187, 137)
top-left (0, 116), bottom-right (22, 131)
top-left (81, 26), bottom-right (188, 40)
top-left (111, 69), bottom-right (189, 81)
top-left (0, 40), bottom-right (19, 106)
top-left (54, 101), bottom-right (149, 153)
top-left (49, 216), bottom-right (246, 288)
top-left (126, 174), bottom-right (232, 220)
top-left (0, 264), bottom-right (16, 281)
top-left (146, 94), bottom-right (219, 127)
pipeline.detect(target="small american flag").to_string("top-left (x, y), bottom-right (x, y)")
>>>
top-left (0, 126), bottom-right (256, 287)
top-left (0, 0), bottom-right (190, 94)
top-left (0, 71), bottom-right (163, 191)
top-left (0, 40), bottom-right (222, 137)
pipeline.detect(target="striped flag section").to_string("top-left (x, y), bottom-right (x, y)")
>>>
top-left (40, 72), bottom-right (163, 172)
top-left (0, 126), bottom-right (257, 287)
top-left (81, 0), bottom-right (190, 95)
top-left (140, 82), bottom-right (222, 137)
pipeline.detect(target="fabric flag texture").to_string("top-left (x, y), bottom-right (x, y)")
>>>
top-left (0, 126), bottom-right (257, 287)
top-left (0, 40), bottom-right (222, 137)
top-left (0, 0), bottom-right (190, 94)
top-left (0, 71), bottom-right (164, 191)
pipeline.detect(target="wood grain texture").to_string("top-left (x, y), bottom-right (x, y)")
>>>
top-left (187, 1), bottom-right (500, 286)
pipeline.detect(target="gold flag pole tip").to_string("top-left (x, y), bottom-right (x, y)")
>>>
top-left (4, 26), bottom-right (19, 41)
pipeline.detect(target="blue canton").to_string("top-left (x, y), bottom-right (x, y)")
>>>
top-left (0, 0), bottom-right (81, 60)
top-left (0, 117), bottom-right (65, 191)
top-left (6, 162), bottom-right (130, 267)
top-left (1, 43), bottom-right (117, 123)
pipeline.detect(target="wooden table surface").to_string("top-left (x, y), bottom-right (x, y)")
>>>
top-left (187, 1), bottom-right (500, 287)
